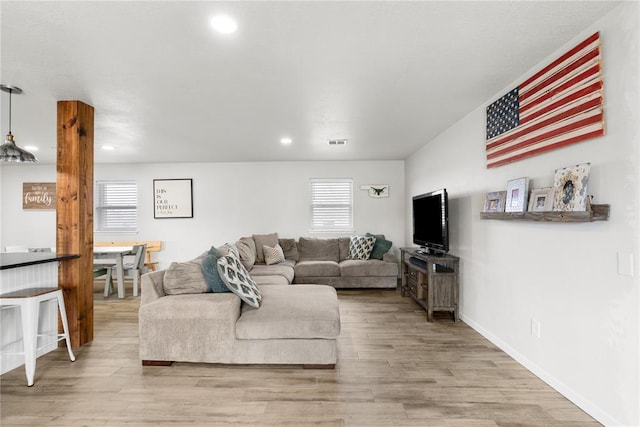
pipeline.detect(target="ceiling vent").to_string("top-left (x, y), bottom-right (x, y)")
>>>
top-left (328, 139), bottom-right (348, 146)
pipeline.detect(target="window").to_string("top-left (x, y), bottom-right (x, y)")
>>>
top-left (95, 180), bottom-right (137, 232)
top-left (310, 178), bottom-right (353, 233)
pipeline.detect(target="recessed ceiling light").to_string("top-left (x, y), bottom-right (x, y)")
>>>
top-left (23, 145), bottom-right (39, 151)
top-left (280, 137), bottom-right (292, 145)
top-left (328, 139), bottom-right (348, 146)
top-left (210, 15), bottom-right (238, 34)
top-left (102, 145), bottom-right (115, 151)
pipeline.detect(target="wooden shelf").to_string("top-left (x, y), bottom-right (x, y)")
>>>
top-left (480, 204), bottom-right (609, 223)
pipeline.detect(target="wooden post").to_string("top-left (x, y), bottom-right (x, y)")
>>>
top-left (56, 100), bottom-right (94, 347)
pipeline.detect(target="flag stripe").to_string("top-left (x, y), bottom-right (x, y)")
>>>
top-left (519, 47), bottom-right (600, 103)
top-left (485, 32), bottom-right (604, 168)
top-left (519, 32), bottom-right (600, 89)
top-left (487, 128), bottom-right (605, 168)
top-left (487, 111), bottom-right (603, 160)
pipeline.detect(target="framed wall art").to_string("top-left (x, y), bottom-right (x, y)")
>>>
top-left (505, 177), bottom-right (529, 213)
top-left (22, 182), bottom-right (56, 210)
top-left (153, 178), bottom-right (193, 219)
top-left (483, 191), bottom-right (507, 213)
top-left (553, 163), bottom-right (591, 211)
top-left (528, 187), bottom-right (555, 212)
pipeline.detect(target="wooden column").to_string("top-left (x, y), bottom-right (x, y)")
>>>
top-left (56, 100), bottom-right (94, 347)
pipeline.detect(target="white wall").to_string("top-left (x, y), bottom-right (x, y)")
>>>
top-left (1, 160), bottom-right (405, 268)
top-left (405, 4), bottom-right (639, 426)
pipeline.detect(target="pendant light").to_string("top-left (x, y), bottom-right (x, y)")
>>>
top-left (0, 84), bottom-right (37, 163)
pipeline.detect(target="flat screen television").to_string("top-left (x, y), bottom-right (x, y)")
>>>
top-left (412, 188), bottom-right (449, 255)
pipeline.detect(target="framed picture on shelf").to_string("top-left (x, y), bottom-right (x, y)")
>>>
top-left (153, 178), bottom-right (194, 219)
top-left (553, 163), bottom-right (591, 211)
top-left (505, 177), bottom-right (529, 212)
top-left (483, 191), bottom-right (507, 213)
top-left (528, 187), bottom-right (555, 212)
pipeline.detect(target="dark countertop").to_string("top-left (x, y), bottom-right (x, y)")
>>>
top-left (0, 252), bottom-right (80, 270)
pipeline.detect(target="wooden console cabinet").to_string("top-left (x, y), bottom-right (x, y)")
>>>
top-left (400, 248), bottom-right (460, 322)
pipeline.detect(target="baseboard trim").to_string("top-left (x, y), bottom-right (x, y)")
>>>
top-left (460, 314), bottom-right (621, 427)
top-left (303, 364), bottom-right (335, 370)
top-left (141, 360), bottom-right (174, 367)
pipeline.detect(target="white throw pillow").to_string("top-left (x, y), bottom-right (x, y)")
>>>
top-left (263, 244), bottom-right (285, 265)
top-left (217, 248), bottom-right (262, 308)
top-left (349, 235), bottom-right (376, 260)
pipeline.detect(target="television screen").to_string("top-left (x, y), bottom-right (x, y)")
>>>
top-left (412, 189), bottom-right (449, 254)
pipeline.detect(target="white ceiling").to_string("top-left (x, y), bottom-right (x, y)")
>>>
top-left (1, 1), bottom-right (620, 165)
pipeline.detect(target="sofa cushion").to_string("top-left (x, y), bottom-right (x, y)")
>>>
top-left (236, 284), bottom-right (340, 340)
top-left (338, 237), bottom-right (351, 261)
top-left (252, 233), bottom-right (278, 264)
top-left (263, 244), bottom-right (285, 265)
top-left (366, 233), bottom-right (393, 260)
top-left (340, 259), bottom-right (399, 277)
top-left (252, 275), bottom-right (290, 286)
top-left (217, 248), bottom-right (262, 308)
top-left (201, 247), bottom-right (232, 293)
top-left (297, 237), bottom-right (339, 262)
top-left (163, 261), bottom-right (207, 295)
top-left (235, 237), bottom-right (256, 270)
top-left (278, 238), bottom-right (299, 261)
top-left (295, 260), bottom-right (340, 277)
top-left (349, 235), bottom-right (376, 260)
top-left (250, 263), bottom-right (295, 283)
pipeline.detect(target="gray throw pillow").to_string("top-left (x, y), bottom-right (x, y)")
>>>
top-left (278, 238), bottom-right (299, 261)
top-left (366, 233), bottom-right (393, 260)
top-left (252, 233), bottom-right (278, 264)
top-left (163, 261), bottom-right (208, 295)
top-left (235, 236), bottom-right (257, 270)
top-left (201, 247), bottom-right (232, 293)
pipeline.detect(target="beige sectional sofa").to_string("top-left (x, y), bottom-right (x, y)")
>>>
top-left (138, 234), bottom-right (397, 367)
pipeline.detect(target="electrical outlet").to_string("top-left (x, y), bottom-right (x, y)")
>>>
top-left (531, 319), bottom-right (541, 338)
top-left (617, 252), bottom-right (634, 277)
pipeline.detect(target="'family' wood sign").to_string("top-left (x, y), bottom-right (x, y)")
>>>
top-left (23, 182), bottom-right (56, 210)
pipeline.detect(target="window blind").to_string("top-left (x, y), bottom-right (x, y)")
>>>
top-left (95, 180), bottom-right (137, 232)
top-left (310, 178), bottom-right (353, 232)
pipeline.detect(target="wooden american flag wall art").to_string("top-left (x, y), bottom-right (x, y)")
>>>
top-left (485, 32), bottom-right (604, 169)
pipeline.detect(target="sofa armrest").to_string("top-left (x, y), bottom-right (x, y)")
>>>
top-left (382, 250), bottom-right (397, 263)
top-left (141, 270), bottom-right (166, 305)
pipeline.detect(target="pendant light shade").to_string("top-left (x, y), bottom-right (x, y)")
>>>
top-left (0, 85), bottom-right (37, 163)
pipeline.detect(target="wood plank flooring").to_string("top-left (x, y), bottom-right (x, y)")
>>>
top-left (0, 289), bottom-right (599, 426)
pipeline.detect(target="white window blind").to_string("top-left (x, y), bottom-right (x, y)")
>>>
top-left (95, 180), bottom-right (137, 232)
top-left (310, 178), bottom-right (353, 232)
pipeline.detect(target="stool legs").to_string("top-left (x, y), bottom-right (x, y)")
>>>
top-left (21, 299), bottom-right (38, 387)
top-left (55, 290), bottom-right (76, 363)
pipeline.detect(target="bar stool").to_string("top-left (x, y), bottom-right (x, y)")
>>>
top-left (0, 287), bottom-right (76, 386)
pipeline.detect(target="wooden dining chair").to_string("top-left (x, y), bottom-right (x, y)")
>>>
top-left (103, 245), bottom-right (147, 298)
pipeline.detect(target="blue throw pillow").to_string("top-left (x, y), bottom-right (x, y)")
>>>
top-left (201, 246), bottom-right (231, 293)
top-left (366, 233), bottom-right (393, 260)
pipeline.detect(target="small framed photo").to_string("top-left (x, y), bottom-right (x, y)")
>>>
top-left (553, 163), bottom-right (591, 211)
top-left (505, 177), bottom-right (529, 213)
top-left (483, 191), bottom-right (507, 213)
top-left (153, 178), bottom-right (193, 219)
top-left (528, 187), bottom-right (555, 212)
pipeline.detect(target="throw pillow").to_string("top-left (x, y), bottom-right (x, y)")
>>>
top-left (217, 249), bottom-right (262, 308)
top-left (235, 236), bottom-right (257, 270)
top-left (201, 247), bottom-right (232, 293)
top-left (263, 244), bottom-right (285, 265)
top-left (366, 233), bottom-right (393, 260)
top-left (349, 235), bottom-right (376, 260)
top-left (252, 233), bottom-right (278, 264)
top-left (278, 238), bottom-right (299, 261)
top-left (163, 261), bottom-right (208, 295)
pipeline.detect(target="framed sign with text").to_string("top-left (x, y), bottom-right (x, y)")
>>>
top-left (153, 179), bottom-right (193, 219)
top-left (23, 182), bottom-right (56, 210)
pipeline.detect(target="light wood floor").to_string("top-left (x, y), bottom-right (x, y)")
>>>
top-left (1, 288), bottom-right (599, 426)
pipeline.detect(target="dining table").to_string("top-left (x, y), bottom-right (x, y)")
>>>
top-left (93, 246), bottom-right (134, 299)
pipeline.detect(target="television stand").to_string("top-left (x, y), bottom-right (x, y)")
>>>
top-left (400, 248), bottom-right (460, 322)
